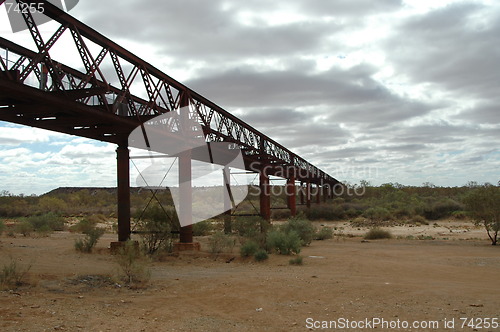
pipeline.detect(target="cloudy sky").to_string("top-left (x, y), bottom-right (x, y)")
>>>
top-left (0, 0), bottom-right (499, 195)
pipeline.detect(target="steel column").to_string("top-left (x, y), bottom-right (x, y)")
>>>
top-left (178, 91), bottom-right (193, 243)
top-left (306, 181), bottom-right (311, 208)
top-left (260, 171), bottom-right (271, 221)
top-left (316, 185), bottom-right (321, 204)
top-left (300, 181), bottom-right (305, 205)
top-left (116, 145), bottom-right (130, 242)
top-left (286, 175), bottom-right (296, 217)
top-left (223, 166), bottom-right (232, 234)
top-left (178, 149), bottom-right (193, 243)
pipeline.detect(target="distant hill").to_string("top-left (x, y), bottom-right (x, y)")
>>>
top-left (43, 187), bottom-right (147, 196)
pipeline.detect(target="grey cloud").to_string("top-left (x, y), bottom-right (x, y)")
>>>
top-left (363, 121), bottom-right (479, 146)
top-left (77, 0), bottom-right (343, 62)
top-left (275, 122), bottom-right (350, 149)
top-left (187, 64), bottom-right (434, 128)
top-left (456, 101), bottom-right (500, 125)
top-left (386, 2), bottom-right (500, 100)
top-left (381, 143), bottom-right (427, 153)
top-left (295, 0), bottom-right (403, 16)
top-left (235, 108), bottom-right (304, 127)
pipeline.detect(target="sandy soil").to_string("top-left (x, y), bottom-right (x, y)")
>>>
top-left (1, 220), bottom-right (500, 332)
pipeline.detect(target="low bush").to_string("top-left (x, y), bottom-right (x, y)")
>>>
top-left (254, 249), bottom-right (269, 262)
top-left (0, 219), bottom-right (5, 235)
top-left (363, 207), bottom-right (392, 221)
top-left (271, 209), bottom-right (291, 220)
top-left (115, 240), bottom-right (150, 287)
top-left (69, 218), bottom-right (97, 234)
top-left (26, 212), bottom-right (65, 232)
top-left (233, 217), bottom-right (264, 239)
top-left (208, 232), bottom-right (236, 258)
top-left (74, 227), bottom-right (105, 253)
top-left (315, 227), bottom-right (334, 240)
top-left (15, 221), bottom-right (34, 237)
top-left (424, 199), bottom-right (463, 220)
top-left (240, 240), bottom-right (259, 257)
top-left (408, 215), bottom-right (429, 225)
top-left (364, 228), bottom-right (392, 240)
top-left (452, 210), bottom-right (467, 220)
top-left (281, 214), bottom-right (315, 246)
top-left (0, 258), bottom-right (31, 290)
top-left (289, 256), bottom-right (303, 265)
top-left (267, 230), bottom-right (301, 255)
top-left (193, 220), bottom-right (213, 236)
top-left (304, 205), bottom-right (344, 221)
top-left (137, 215), bottom-right (174, 255)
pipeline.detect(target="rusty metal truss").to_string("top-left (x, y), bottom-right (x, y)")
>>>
top-left (0, 0), bottom-right (339, 187)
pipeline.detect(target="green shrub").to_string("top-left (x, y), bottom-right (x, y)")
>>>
top-left (304, 205), bottom-right (344, 220)
top-left (417, 235), bottom-right (435, 240)
top-left (267, 230), bottom-right (301, 255)
top-left (115, 240), bottom-right (150, 286)
top-left (37, 196), bottom-right (68, 214)
top-left (271, 208), bottom-right (291, 220)
top-left (26, 212), bottom-right (65, 231)
top-left (289, 256), bottom-right (303, 265)
top-left (136, 207), bottom-right (175, 255)
top-left (345, 208), bottom-right (362, 218)
top-left (69, 218), bottom-right (97, 234)
top-left (408, 215), bottom-right (428, 225)
top-left (424, 199), bottom-right (463, 220)
top-left (315, 227), bottom-right (334, 240)
top-left (254, 249), bottom-right (269, 262)
top-left (233, 217), bottom-right (264, 239)
top-left (451, 210), bottom-right (467, 220)
top-left (208, 232), bottom-right (236, 258)
top-left (0, 258), bottom-right (31, 290)
top-left (363, 207), bottom-right (392, 221)
top-left (0, 219), bottom-right (5, 235)
top-left (15, 221), bottom-right (34, 237)
top-left (193, 220), bottom-right (213, 236)
top-left (281, 214), bottom-right (315, 245)
top-left (464, 185), bottom-right (500, 245)
top-left (364, 228), bottom-right (392, 240)
top-left (35, 225), bottom-right (52, 237)
top-left (240, 240), bottom-right (259, 257)
top-left (86, 214), bottom-right (107, 224)
top-left (74, 227), bottom-right (105, 253)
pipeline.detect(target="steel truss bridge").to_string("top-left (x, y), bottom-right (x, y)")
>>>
top-left (0, 0), bottom-right (341, 245)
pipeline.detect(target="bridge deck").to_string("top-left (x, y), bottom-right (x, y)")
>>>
top-left (0, 0), bottom-right (341, 242)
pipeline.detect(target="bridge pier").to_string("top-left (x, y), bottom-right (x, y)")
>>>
top-left (178, 150), bottom-right (193, 243)
top-left (116, 144), bottom-right (131, 242)
top-left (223, 166), bottom-right (232, 234)
top-left (260, 170), bottom-right (271, 221)
top-left (306, 181), bottom-right (311, 208)
top-left (316, 184), bottom-right (321, 204)
top-left (286, 175), bottom-right (296, 217)
top-left (300, 181), bottom-right (305, 205)
top-left (174, 149), bottom-right (200, 251)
